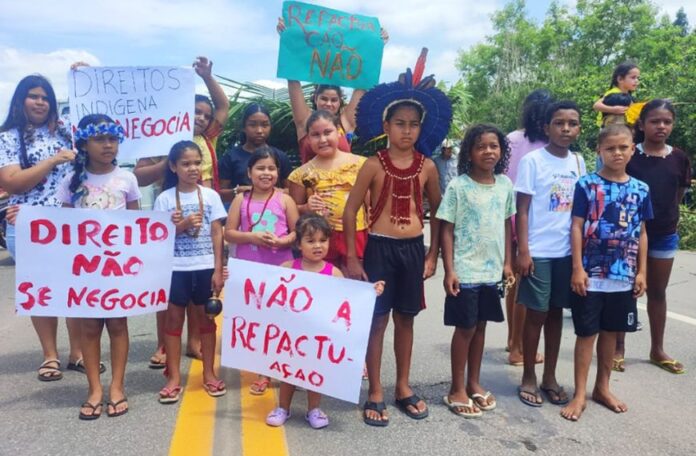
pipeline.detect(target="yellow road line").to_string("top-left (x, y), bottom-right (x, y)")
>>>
top-left (169, 314), bottom-right (221, 456)
top-left (168, 356), bottom-right (217, 456)
top-left (168, 312), bottom-right (289, 456)
top-left (240, 371), bottom-right (288, 456)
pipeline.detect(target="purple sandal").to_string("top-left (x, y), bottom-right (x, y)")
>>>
top-left (305, 408), bottom-right (329, 429)
top-left (266, 407), bottom-right (290, 427)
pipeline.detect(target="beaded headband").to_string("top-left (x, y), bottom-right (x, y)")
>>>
top-left (74, 122), bottom-right (126, 143)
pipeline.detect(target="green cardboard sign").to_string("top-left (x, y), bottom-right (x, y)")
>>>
top-left (277, 1), bottom-right (383, 89)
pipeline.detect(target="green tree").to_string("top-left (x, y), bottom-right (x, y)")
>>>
top-left (673, 7), bottom-right (689, 36)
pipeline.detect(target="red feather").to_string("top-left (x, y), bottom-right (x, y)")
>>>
top-left (412, 48), bottom-right (428, 86)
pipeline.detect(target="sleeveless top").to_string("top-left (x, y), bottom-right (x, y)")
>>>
top-left (291, 258), bottom-right (335, 276)
top-left (298, 127), bottom-right (352, 164)
top-left (235, 190), bottom-right (293, 265)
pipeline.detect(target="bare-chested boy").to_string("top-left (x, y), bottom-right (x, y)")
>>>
top-left (344, 99), bottom-right (442, 427)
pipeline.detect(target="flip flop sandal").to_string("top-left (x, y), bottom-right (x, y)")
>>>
top-left (363, 401), bottom-right (389, 427)
top-left (470, 391), bottom-right (497, 411)
top-left (518, 386), bottom-right (543, 407)
top-left (650, 358), bottom-right (686, 374)
top-left (443, 396), bottom-right (483, 418)
top-left (37, 359), bottom-right (63, 382)
top-left (78, 401), bottom-right (103, 420)
top-left (67, 359), bottom-right (106, 374)
top-left (149, 352), bottom-right (167, 369)
top-left (249, 377), bottom-right (271, 395)
top-left (612, 358), bottom-right (625, 372)
top-left (540, 385), bottom-right (569, 405)
top-left (159, 385), bottom-right (182, 404)
top-left (107, 398), bottom-right (129, 417)
top-left (395, 394), bottom-right (429, 420)
top-left (203, 380), bottom-right (227, 397)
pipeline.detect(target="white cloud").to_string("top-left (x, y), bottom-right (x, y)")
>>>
top-left (0, 46), bottom-right (101, 114)
top-left (0, 0), bottom-right (275, 52)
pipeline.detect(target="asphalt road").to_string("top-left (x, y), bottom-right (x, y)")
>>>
top-left (1, 245), bottom-right (695, 456)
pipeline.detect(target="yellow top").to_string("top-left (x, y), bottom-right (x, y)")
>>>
top-left (193, 119), bottom-right (223, 183)
top-left (288, 156), bottom-right (368, 232)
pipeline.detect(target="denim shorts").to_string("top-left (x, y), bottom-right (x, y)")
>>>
top-left (648, 233), bottom-right (679, 259)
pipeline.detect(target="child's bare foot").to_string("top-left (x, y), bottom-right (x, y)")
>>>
top-left (185, 346), bottom-right (203, 360)
top-left (560, 397), bottom-right (586, 421)
top-left (592, 388), bottom-right (627, 413)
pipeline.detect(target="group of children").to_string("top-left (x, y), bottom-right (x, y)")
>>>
top-left (2, 56), bottom-right (691, 430)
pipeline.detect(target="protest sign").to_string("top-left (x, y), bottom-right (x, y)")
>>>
top-left (277, 1), bottom-right (383, 89)
top-left (68, 66), bottom-right (195, 161)
top-left (15, 206), bottom-right (175, 318)
top-left (221, 258), bottom-right (376, 403)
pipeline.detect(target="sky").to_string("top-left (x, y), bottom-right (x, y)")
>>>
top-left (0, 0), bottom-right (692, 113)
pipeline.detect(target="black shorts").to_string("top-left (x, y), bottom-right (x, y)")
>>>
top-left (169, 269), bottom-right (214, 307)
top-left (570, 290), bottom-right (637, 337)
top-left (364, 234), bottom-right (425, 316)
top-left (444, 284), bottom-right (505, 329)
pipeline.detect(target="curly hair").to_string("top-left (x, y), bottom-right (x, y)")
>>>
top-left (294, 212), bottom-right (332, 249)
top-left (458, 124), bottom-right (510, 176)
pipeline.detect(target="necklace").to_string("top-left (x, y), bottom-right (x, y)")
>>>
top-left (246, 188), bottom-right (275, 232)
top-left (175, 185), bottom-right (204, 237)
top-left (371, 150), bottom-right (425, 227)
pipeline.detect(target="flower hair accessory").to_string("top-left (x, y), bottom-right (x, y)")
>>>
top-left (73, 122), bottom-right (126, 143)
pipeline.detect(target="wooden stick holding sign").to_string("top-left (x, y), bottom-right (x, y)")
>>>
top-left (15, 206), bottom-right (175, 318)
top-left (277, 1), bottom-right (384, 88)
top-left (221, 258), bottom-right (377, 403)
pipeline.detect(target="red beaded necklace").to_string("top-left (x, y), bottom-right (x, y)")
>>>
top-left (246, 188), bottom-right (275, 231)
top-left (370, 150), bottom-right (425, 227)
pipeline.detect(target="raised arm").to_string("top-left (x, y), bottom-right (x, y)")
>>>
top-left (288, 80), bottom-right (312, 140)
top-left (194, 56), bottom-right (229, 127)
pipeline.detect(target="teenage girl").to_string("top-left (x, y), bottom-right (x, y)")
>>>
top-left (265, 213), bottom-right (384, 429)
top-left (58, 114), bottom-right (141, 419)
top-left (618, 99), bottom-right (691, 374)
top-left (224, 147), bottom-right (299, 395)
top-left (437, 124), bottom-right (515, 418)
top-left (218, 103), bottom-right (292, 203)
top-left (0, 73), bottom-right (82, 382)
top-left (593, 62), bottom-right (640, 127)
top-left (155, 141), bottom-right (227, 403)
top-left (287, 110), bottom-right (369, 272)
top-left (135, 56), bottom-right (228, 366)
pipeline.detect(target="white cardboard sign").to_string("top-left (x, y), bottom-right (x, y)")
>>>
top-left (15, 206), bottom-right (175, 318)
top-left (68, 66), bottom-right (195, 161)
top-left (221, 258), bottom-right (377, 403)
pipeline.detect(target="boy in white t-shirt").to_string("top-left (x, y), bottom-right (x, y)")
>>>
top-left (514, 101), bottom-right (586, 408)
